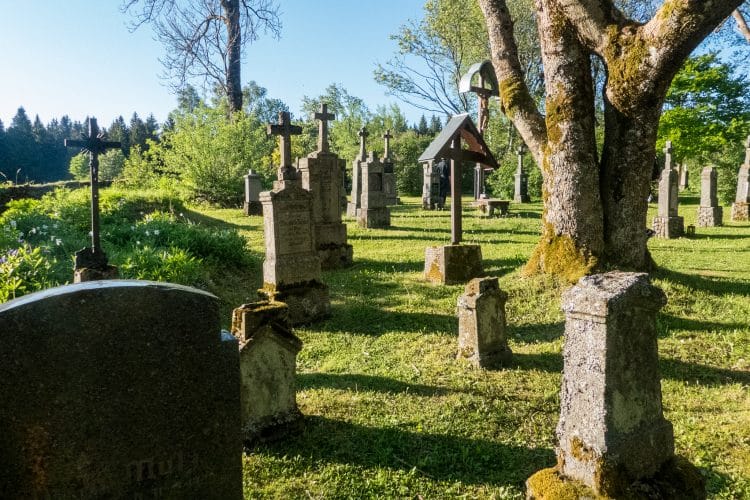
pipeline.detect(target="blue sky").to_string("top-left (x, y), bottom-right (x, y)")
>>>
top-left (0, 0), bottom-right (428, 129)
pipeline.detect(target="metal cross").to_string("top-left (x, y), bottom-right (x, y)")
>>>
top-left (358, 127), bottom-right (369, 160)
top-left (663, 140), bottom-right (673, 170)
top-left (267, 111), bottom-right (302, 179)
top-left (383, 130), bottom-right (393, 160)
top-left (314, 103), bottom-right (335, 153)
top-left (64, 117), bottom-right (120, 267)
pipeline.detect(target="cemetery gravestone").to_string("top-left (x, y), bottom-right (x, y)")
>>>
top-left (514, 144), bottom-right (530, 203)
top-left (357, 151), bottom-right (391, 228)
top-left (64, 117), bottom-right (120, 282)
top-left (382, 130), bottom-right (400, 205)
top-left (0, 280), bottom-right (242, 499)
top-left (422, 159), bottom-right (442, 209)
top-left (260, 112), bottom-right (331, 325)
top-left (678, 164), bottom-right (689, 191)
top-left (231, 301), bottom-right (303, 444)
top-left (346, 127), bottom-right (368, 218)
top-left (731, 135), bottom-right (750, 221)
top-left (243, 169), bottom-right (263, 215)
top-left (652, 141), bottom-right (684, 238)
top-left (298, 104), bottom-right (353, 269)
top-left (456, 277), bottom-right (512, 369)
top-left (697, 166), bottom-right (722, 227)
top-left (526, 272), bottom-right (704, 498)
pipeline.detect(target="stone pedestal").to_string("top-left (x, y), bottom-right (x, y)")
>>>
top-left (697, 206), bottom-right (722, 227)
top-left (346, 156), bottom-right (362, 218)
top-left (527, 272), bottom-right (704, 499)
top-left (299, 150), bottom-right (353, 269)
top-left (243, 169), bottom-right (263, 215)
top-left (457, 277), bottom-right (512, 369)
top-left (422, 160), bottom-right (441, 209)
top-left (679, 167), bottom-right (689, 191)
top-left (514, 171), bottom-right (530, 203)
top-left (358, 152), bottom-right (391, 228)
top-left (231, 301), bottom-right (303, 445)
top-left (73, 264), bottom-right (118, 283)
top-left (652, 215), bottom-right (684, 238)
top-left (383, 161), bottom-right (400, 205)
top-left (259, 180), bottom-right (330, 325)
top-left (424, 244), bottom-right (483, 285)
top-left (731, 202), bottom-right (749, 221)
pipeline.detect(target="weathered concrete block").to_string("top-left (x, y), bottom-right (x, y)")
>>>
top-left (258, 281), bottom-right (330, 326)
top-left (457, 277), bottom-right (512, 369)
top-left (652, 215), bottom-right (684, 238)
top-left (731, 201), bottom-right (749, 221)
top-left (424, 244), bottom-right (483, 285)
top-left (696, 206), bottom-right (723, 227)
top-left (231, 301), bottom-right (303, 445)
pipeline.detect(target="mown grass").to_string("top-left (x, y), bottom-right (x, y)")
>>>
top-left (194, 194), bottom-right (749, 499)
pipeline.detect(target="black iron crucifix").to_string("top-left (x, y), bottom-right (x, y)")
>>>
top-left (314, 103), bottom-right (335, 153)
top-left (64, 117), bottom-right (120, 270)
top-left (268, 111), bottom-right (302, 180)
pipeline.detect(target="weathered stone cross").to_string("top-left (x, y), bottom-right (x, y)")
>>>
top-left (314, 103), bottom-right (335, 153)
top-left (64, 117), bottom-right (120, 268)
top-left (383, 129), bottom-right (393, 160)
top-left (358, 127), bottom-right (369, 160)
top-left (516, 143), bottom-right (527, 174)
top-left (744, 135), bottom-right (750, 166)
top-left (663, 140), bottom-right (673, 170)
top-left (268, 111), bottom-right (302, 179)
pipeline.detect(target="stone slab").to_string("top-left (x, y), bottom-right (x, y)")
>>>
top-left (0, 280), bottom-right (242, 499)
top-left (424, 244), bottom-right (483, 285)
top-left (457, 277), bottom-right (512, 369)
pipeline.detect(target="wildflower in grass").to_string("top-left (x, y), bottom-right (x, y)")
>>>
top-left (153, 229), bottom-right (160, 236)
top-left (55, 239), bottom-right (62, 246)
top-left (9, 220), bottom-right (16, 229)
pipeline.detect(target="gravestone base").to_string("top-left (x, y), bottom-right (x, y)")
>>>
top-left (526, 455), bottom-right (705, 500)
top-left (357, 207), bottom-right (391, 228)
top-left (652, 215), bottom-right (684, 238)
top-left (258, 281), bottom-right (330, 326)
top-left (243, 200), bottom-right (263, 216)
top-left (318, 243), bottom-right (354, 270)
top-left (731, 202), bottom-right (749, 221)
top-left (424, 244), bottom-right (483, 285)
top-left (73, 265), bottom-right (119, 283)
top-left (386, 196), bottom-right (401, 206)
top-left (346, 202), bottom-right (359, 218)
top-left (457, 277), bottom-right (512, 369)
top-left (696, 206), bottom-right (723, 227)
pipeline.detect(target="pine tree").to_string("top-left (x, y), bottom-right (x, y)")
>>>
top-left (108, 116), bottom-right (131, 156)
top-left (417, 115), bottom-right (429, 136)
top-left (129, 112), bottom-right (150, 151)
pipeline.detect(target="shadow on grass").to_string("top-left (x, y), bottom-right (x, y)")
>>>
top-left (511, 352), bottom-right (563, 373)
top-left (256, 416), bottom-right (554, 487)
top-left (654, 268), bottom-right (750, 297)
top-left (315, 304), bottom-right (456, 336)
top-left (660, 357), bottom-right (750, 386)
top-left (339, 258), bottom-right (425, 275)
top-left (483, 257), bottom-right (526, 275)
top-left (298, 372), bottom-right (452, 397)
top-left (509, 322), bottom-right (564, 343)
top-left (689, 232), bottom-right (750, 240)
top-left (658, 314), bottom-right (748, 336)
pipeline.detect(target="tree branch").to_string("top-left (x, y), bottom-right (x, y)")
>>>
top-left (732, 8), bottom-right (750, 42)
top-left (550, 0), bottom-right (629, 54)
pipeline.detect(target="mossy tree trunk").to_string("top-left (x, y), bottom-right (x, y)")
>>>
top-left (479, 0), bottom-right (743, 280)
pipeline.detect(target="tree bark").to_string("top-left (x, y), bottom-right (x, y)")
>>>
top-left (222, 0), bottom-right (243, 113)
top-left (479, 0), bottom-right (744, 279)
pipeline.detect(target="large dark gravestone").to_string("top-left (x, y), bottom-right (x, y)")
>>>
top-left (0, 281), bottom-right (242, 499)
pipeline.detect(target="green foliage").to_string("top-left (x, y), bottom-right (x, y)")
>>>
top-left (0, 244), bottom-right (55, 302)
top-left (69, 152), bottom-right (89, 180)
top-left (391, 130), bottom-right (432, 195)
top-left (159, 106), bottom-right (274, 205)
top-left (119, 245), bottom-right (202, 284)
top-left (486, 149), bottom-right (542, 200)
top-left (100, 149), bottom-right (126, 181)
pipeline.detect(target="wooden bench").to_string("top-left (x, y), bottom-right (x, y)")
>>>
top-left (474, 198), bottom-right (510, 217)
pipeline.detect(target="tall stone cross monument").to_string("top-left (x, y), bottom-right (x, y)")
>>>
top-left (267, 111), bottom-right (302, 182)
top-left (298, 104), bottom-right (353, 269)
top-left (382, 129), bottom-right (399, 205)
top-left (347, 127), bottom-right (369, 217)
top-left (64, 117), bottom-right (120, 282)
top-left (652, 140), bottom-right (684, 238)
top-left (259, 111), bottom-right (330, 325)
top-left (731, 135), bottom-right (750, 221)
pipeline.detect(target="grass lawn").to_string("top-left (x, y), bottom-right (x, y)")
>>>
top-left (193, 193), bottom-right (749, 499)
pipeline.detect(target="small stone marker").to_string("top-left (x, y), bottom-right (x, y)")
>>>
top-left (422, 160), bottom-right (442, 210)
top-left (526, 272), bottom-right (704, 498)
top-left (697, 166), bottom-right (722, 227)
top-left (678, 164), bottom-right (689, 191)
top-left (731, 135), bottom-right (750, 221)
top-left (514, 144), bottom-right (530, 203)
top-left (381, 129), bottom-right (400, 205)
top-left (64, 117), bottom-right (121, 282)
top-left (260, 112), bottom-right (330, 325)
top-left (652, 141), bottom-right (684, 238)
top-left (0, 280), bottom-right (242, 499)
top-left (231, 301), bottom-right (303, 444)
top-left (243, 169), bottom-right (263, 215)
top-left (456, 277), bottom-right (512, 368)
top-left (357, 151), bottom-right (391, 228)
top-left (298, 104), bottom-right (353, 269)
top-left (346, 127), bottom-right (369, 218)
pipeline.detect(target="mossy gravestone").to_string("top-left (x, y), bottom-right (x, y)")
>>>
top-left (527, 273), bottom-right (704, 499)
top-left (456, 277), bottom-right (512, 369)
top-left (0, 281), bottom-right (242, 499)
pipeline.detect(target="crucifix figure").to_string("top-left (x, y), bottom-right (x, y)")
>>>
top-left (314, 103), bottom-right (335, 153)
top-left (64, 117), bottom-right (120, 275)
top-left (383, 130), bottom-right (393, 160)
top-left (663, 140), bottom-right (673, 171)
top-left (358, 127), bottom-right (369, 160)
top-left (267, 111), bottom-right (302, 180)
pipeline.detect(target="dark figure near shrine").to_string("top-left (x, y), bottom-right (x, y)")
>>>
top-left (436, 159), bottom-right (451, 209)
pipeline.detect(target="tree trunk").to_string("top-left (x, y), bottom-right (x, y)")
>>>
top-left (223, 0), bottom-right (243, 113)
